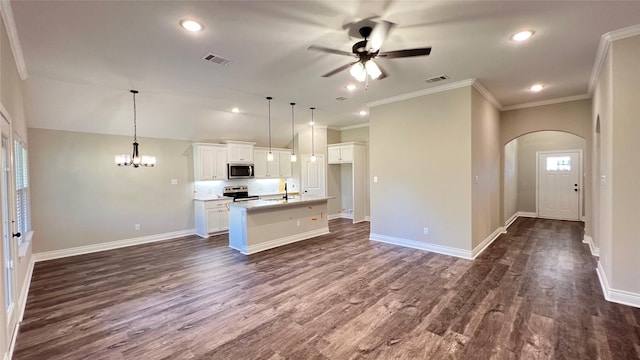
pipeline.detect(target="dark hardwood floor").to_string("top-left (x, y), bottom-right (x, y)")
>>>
top-left (14, 218), bottom-right (640, 359)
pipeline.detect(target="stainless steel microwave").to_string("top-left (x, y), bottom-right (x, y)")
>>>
top-left (228, 163), bottom-right (254, 179)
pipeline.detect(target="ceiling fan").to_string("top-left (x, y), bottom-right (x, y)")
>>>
top-left (308, 21), bottom-right (432, 82)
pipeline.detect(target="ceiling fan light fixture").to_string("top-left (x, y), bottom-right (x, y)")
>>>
top-left (349, 62), bottom-right (367, 82)
top-left (365, 60), bottom-right (382, 80)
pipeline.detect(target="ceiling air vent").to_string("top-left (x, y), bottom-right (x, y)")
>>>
top-left (335, 96), bottom-right (348, 101)
top-left (425, 75), bottom-right (449, 83)
top-left (201, 53), bottom-right (232, 66)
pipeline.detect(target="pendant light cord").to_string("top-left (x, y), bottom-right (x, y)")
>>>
top-left (267, 96), bottom-right (272, 153)
top-left (131, 90), bottom-right (138, 143)
top-left (310, 107), bottom-right (315, 156)
top-left (290, 103), bottom-right (295, 154)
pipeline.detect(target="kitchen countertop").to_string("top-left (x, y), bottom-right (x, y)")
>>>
top-left (229, 196), bottom-right (333, 211)
top-left (194, 192), bottom-right (300, 202)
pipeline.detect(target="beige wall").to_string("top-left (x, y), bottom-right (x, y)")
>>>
top-left (516, 131), bottom-right (585, 213)
top-left (503, 139), bottom-right (518, 223)
top-left (29, 128), bottom-right (195, 253)
top-left (609, 35), bottom-right (640, 294)
top-left (0, 10), bottom-right (30, 359)
top-left (501, 99), bottom-right (592, 236)
top-left (471, 87), bottom-right (501, 249)
top-left (370, 87), bottom-right (472, 250)
top-left (592, 47), bottom-right (612, 279)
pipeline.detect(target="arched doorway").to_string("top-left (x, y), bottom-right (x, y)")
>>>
top-left (504, 130), bottom-right (586, 222)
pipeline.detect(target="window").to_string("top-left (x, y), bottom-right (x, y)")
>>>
top-left (546, 156), bottom-right (571, 171)
top-left (14, 139), bottom-right (29, 245)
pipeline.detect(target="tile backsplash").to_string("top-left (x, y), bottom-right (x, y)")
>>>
top-left (194, 178), bottom-right (295, 197)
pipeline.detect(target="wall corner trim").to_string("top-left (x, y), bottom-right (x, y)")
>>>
top-left (0, 0), bottom-right (29, 80)
top-left (32, 229), bottom-right (196, 262)
top-left (471, 227), bottom-right (505, 259)
top-left (589, 24), bottom-right (640, 95)
top-left (369, 233), bottom-right (473, 260)
top-left (582, 235), bottom-right (600, 257)
top-left (596, 261), bottom-right (640, 308)
top-left (471, 80), bottom-right (502, 109)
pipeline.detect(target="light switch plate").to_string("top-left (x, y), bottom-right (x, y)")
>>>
top-left (171, 179), bottom-right (178, 185)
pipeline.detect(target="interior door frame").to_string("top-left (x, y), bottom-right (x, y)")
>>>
top-left (535, 149), bottom-right (583, 221)
top-left (300, 154), bottom-right (326, 197)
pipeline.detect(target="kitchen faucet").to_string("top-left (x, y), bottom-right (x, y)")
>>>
top-left (283, 182), bottom-right (288, 201)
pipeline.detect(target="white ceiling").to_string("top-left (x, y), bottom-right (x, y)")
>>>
top-left (10, 1), bottom-right (640, 147)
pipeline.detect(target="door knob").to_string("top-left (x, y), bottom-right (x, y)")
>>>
top-left (12, 232), bottom-right (21, 238)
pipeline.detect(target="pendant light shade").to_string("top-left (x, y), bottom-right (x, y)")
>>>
top-left (266, 96), bottom-right (274, 162)
top-left (290, 102), bottom-right (297, 162)
top-left (310, 107), bottom-right (316, 163)
top-left (115, 90), bottom-right (156, 167)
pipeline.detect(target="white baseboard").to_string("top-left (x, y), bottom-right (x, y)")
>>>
top-left (328, 213), bottom-right (353, 220)
top-left (230, 227), bottom-right (330, 255)
top-left (504, 212), bottom-right (519, 228)
top-left (7, 318), bottom-right (18, 360)
top-left (471, 227), bottom-right (506, 259)
top-left (582, 235), bottom-right (600, 257)
top-left (596, 261), bottom-right (640, 308)
top-left (369, 233), bottom-right (473, 260)
top-left (33, 229), bottom-right (196, 262)
top-left (504, 211), bottom-right (538, 229)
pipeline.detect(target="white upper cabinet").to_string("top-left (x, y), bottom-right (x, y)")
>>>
top-left (193, 143), bottom-right (227, 180)
top-left (328, 143), bottom-right (355, 164)
top-left (254, 148), bottom-right (291, 178)
top-left (226, 141), bottom-right (255, 163)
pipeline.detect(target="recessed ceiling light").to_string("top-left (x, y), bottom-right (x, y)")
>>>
top-left (359, 110), bottom-right (367, 116)
top-left (180, 19), bottom-right (203, 32)
top-left (530, 84), bottom-right (545, 92)
top-left (510, 30), bottom-right (534, 42)
top-left (346, 84), bottom-right (357, 91)
top-left (231, 107), bottom-right (239, 113)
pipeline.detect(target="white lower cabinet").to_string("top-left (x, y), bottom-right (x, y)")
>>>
top-left (195, 199), bottom-right (232, 237)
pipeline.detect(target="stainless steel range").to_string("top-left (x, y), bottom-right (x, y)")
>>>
top-left (223, 185), bottom-right (259, 202)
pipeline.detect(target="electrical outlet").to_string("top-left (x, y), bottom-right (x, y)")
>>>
top-left (423, 227), bottom-right (429, 235)
top-left (171, 179), bottom-right (178, 185)
top-left (296, 220), bottom-right (300, 227)
top-left (135, 224), bottom-right (141, 231)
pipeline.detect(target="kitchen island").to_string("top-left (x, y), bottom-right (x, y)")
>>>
top-left (228, 196), bottom-right (331, 254)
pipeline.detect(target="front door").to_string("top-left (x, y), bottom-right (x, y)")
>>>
top-left (537, 151), bottom-right (581, 220)
top-left (301, 154), bottom-right (325, 197)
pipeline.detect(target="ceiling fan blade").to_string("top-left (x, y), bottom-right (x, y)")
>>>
top-left (366, 20), bottom-right (395, 53)
top-left (322, 62), bottom-right (358, 77)
top-left (378, 47), bottom-right (432, 58)
top-left (308, 45), bottom-right (353, 57)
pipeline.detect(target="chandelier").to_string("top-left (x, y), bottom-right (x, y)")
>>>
top-left (115, 90), bottom-right (156, 167)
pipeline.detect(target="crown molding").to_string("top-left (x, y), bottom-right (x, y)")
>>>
top-left (0, 1), bottom-right (28, 80)
top-left (367, 79), bottom-right (475, 108)
top-left (471, 80), bottom-right (502, 109)
top-left (338, 123), bottom-right (369, 131)
top-left (588, 24), bottom-right (640, 95)
top-left (501, 94), bottom-right (591, 112)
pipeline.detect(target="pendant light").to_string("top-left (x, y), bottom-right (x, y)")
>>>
top-left (310, 107), bottom-right (316, 162)
top-left (115, 90), bottom-right (156, 167)
top-left (290, 102), bottom-right (297, 162)
top-left (266, 96), bottom-right (274, 162)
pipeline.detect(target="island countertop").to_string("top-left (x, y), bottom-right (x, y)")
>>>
top-left (228, 196), bottom-right (333, 211)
